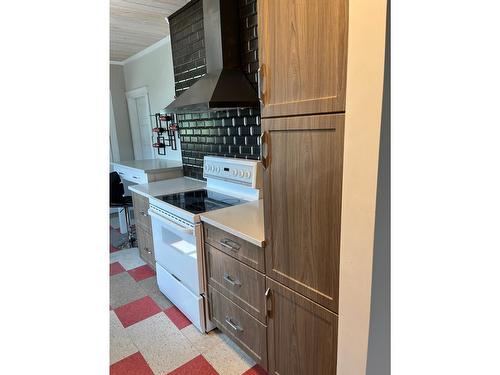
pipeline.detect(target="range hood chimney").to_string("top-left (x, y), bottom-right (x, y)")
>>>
top-left (165, 0), bottom-right (259, 113)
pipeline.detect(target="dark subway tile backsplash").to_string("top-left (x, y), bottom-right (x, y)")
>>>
top-left (176, 107), bottom-right (261, 180)
top-left (169, 0), bottom-right (261, 180)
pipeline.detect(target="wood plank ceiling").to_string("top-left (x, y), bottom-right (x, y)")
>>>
top-left (110, 0), bottom-right (188, 62)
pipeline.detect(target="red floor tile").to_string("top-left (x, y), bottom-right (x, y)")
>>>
top-left (110, 244), bottom-right (120, 253)
top-left (242, 364), bottom-right (268, 375)
top-left (110, 352), bottom-right (153, 375)
top-left (128, 264), bottom-right (156, 282)
top-left (114, 296), bottom-right (161, 328)
top-left (167, 355), bottom-right (218, 375)
top-left (110, 262), bottom-right (125, 276)
top-left (165, 306), bottom-right (192, 330)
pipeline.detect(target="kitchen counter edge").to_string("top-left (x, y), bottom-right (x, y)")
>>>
top-left (200, 200), bottom-right (265, 248)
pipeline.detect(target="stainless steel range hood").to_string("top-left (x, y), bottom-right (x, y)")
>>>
top-left (165, 0), bottom-right (258, 113)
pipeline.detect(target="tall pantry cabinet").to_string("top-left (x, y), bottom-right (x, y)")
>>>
top-left (257, 0), bottom-right (348, 374)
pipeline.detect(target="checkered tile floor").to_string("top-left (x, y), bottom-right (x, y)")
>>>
top-left (110, 217), bottom-right (267, 375)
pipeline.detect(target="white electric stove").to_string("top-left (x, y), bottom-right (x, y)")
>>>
top-left (148, 156), bottom-right (262, 332)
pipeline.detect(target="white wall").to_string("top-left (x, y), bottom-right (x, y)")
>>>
top-left (110, 64), bottom-right (134, 161)
top-left (123, 37), bottom-right (182, 161)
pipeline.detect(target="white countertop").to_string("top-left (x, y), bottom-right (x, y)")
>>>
top-left (200, 200), bottom-right (265, 247)
top-left (111, 159), bottom-right (183, 173)
top-left (128, 177), bottom-right (206, 198)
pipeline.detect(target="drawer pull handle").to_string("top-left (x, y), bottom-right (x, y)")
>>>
top-left (219, 238), bottom-right (240, 252)
top-left (225, 316), bottom-right (243, 332)
top-left (223, 273), bottom-right (241, 287)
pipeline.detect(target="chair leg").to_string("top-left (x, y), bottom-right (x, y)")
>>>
top-left (124, 206), bottom-right (136, 247)
top-left (116, 206), bottom-right (135, 249)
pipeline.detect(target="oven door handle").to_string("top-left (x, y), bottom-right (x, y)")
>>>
top-left (148, 209), bottom-right (194, 235)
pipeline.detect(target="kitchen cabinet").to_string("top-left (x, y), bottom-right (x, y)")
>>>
top-left (266, 277), bottom-right (338, 375)
top-left (136, 224), bottom-right (154, 268)
top-left (131, 192), bottom-right (152, 231)
top-left (262, 114), bottom-right (344, 312)
top-left (206, 243), bottom-right (266, 322)
top-left (131, 192), bottom-right (155, 269)
top-left (208, 286), bottom-right (268, 369)
top-left (257, 0), bottom-right (348, 117)
top-left (204, 224), bottom-right (265, 273)
top-left (204, 224), bottom-right (267, 370)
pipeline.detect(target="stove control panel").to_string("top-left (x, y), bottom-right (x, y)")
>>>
top-left (203, 156), bottom-right (262, 188)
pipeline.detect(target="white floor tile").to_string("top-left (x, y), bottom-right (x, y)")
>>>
top-left (110, 272), bottom-right (148, 309)
top-left (180, 325), bottom-right (225, 354)
top-left (204, 334), bottom-right (255, 375)
top-left (110, 247), bottom-right (146, 270)
top-left (138, 277), bottom-right (173, 310)
top-left (110, 311), bottom-right (138, 364)
top-left (126, 313), bottom-right (199, 375)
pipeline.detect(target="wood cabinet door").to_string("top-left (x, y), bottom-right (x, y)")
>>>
top-left (262, 114), bottom-right (344, 312)
top-left (266, 277), bottom-right (338, 375)
top-left (257, 0), bottom-right (347, 117)
top-left (131, 192), bottom-right (151, 232)
top-left (136, 225), bottom-right (155, 268)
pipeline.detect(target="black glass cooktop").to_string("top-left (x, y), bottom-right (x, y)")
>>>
top-left (155, 189), bottom-right (247, 214)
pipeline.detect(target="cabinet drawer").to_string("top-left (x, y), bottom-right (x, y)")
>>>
top-left (206, 244), bottom-right (266, 322)
top-left (157, 263), bottom-right (205, 332)
top-left (208, 286), bottom-right (267, 369)
top-left (132, 192), bottom-right (151, 231)
top-left (204, 224), bottom-right (264, 272)
top-left (136, 225), bottom-right (154, 268)
top-left (114, 165), bottom-right (147, 184)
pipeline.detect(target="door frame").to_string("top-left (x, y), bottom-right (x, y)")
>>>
top-left (126, 86), bottom-right (153, 160)
top-left (109, 91), bottom-right (120, 162)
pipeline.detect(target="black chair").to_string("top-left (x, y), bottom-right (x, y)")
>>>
top-left (110, 171), bottom-right (135, 248)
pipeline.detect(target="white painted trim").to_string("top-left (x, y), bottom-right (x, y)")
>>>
top-left (110, 60), bottom-right (124, 66)
top-left (126, 86), bottom-right (149, 99)
top-left (126, 87), bottom-right (155, 160)
top-left (337, 0), bottom-right (387, 374)
top-left (122, 35), bottom-right (171, 65)
top-left (109, 91), bottom-right (121, 162)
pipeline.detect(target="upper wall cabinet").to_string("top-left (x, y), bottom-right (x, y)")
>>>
top-left (257, 0), bottom-right (348, 118)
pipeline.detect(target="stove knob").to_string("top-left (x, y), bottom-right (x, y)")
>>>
top-left (216, 166), bottom-right (220, 173)
top-left (239, 170), bottom-right (244, 177)
top-left (208, 165), bottom-right (213, 172)
top-left (244, 171), bottom-right (251, 179)
top-left (232, 170), bottom-right (237, 176)
top-left (204, 165), bottom-right (209, 171)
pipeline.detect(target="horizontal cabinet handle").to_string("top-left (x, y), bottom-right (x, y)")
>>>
top-left (225, 316), bottom-right (243, 332)
top-left (219, 238), bottom-right (240, 252)
top-left (223, 272), bottom-right (241, 287)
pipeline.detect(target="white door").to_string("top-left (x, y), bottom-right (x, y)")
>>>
top-left (126, 87), bottom-right (154, 160)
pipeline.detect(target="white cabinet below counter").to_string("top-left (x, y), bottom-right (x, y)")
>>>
top-left (111, 159), bottom-right (183, 185)
top-left (111, 159), bottom-right (184, 234)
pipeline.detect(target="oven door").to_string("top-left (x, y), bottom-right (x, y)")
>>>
top-left (148, 209), bottom-right (201, 295)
